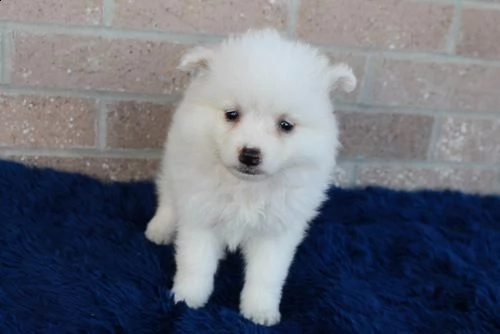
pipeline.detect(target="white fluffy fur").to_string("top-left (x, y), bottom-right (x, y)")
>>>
top-left (145, 28), bottom-right (356, 326)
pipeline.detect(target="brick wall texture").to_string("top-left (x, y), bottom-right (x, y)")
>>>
top-left (1, 0), bottom-right (499, 194)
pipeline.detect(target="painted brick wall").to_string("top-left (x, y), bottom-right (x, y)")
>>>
top-left (0, 0), bottom-right (499, 193)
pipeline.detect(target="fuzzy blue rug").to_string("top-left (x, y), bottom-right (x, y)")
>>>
top-left (1, 159), bottom-right (500, 333)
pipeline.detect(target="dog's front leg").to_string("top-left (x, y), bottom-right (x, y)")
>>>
top-left (240, 229), bottom-right (304, 326)
top-left (171, 222), bottom-right (224, 308)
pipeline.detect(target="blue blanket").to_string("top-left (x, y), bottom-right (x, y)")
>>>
top-left (1, 159), bottom-right (499, 333)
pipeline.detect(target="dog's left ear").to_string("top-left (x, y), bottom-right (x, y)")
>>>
top-left (178, 46), bottom-right (214, 74)
top-left (328, 63), bottom-right (357, 93)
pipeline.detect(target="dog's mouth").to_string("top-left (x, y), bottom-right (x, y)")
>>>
top-left (235, 166), bottom-right (263, 176)
top-left (228, 166), bottom-right (267, 181)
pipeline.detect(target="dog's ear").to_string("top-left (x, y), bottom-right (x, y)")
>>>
top-left (178, 46), bottom-right (214, 73)
top-left (328, 63), bottom-right (357, 93)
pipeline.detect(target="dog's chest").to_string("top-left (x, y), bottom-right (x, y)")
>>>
top-left (213, 188), bottom-right (275, 249)
top-left (219, 190), bottom-right (266, 226)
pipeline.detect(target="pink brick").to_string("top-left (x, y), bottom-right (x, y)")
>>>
top-left (0, 94), bottom-right (96, 148)
top-left (457, 9), bottom-right (500, 60)
top-left (434, 117), bottom-right (500, 164)
top-left (298, 0), bottom-right (453, 52)
top-left (106, 101), bottom-right (174, 149)
top-left (372, 59), bottom-right (500, 112)
top-left (338, 111), bottom-right (434, 160)
top-left (12, 33), bottom-right (189, 94)
top-left (12, 156), bottom-right (160, 181)
top-left (357, 166), bottom-right (496, 194)
top-left (0, 0), bottom-right (102, 25)
top-left (114, 0), bottom-right (288, 33)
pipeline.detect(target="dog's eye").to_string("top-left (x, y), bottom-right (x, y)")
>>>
top-left (278, 120), bottom-right (294, 133)
top-left (225, 109), bottom-right (240, 122)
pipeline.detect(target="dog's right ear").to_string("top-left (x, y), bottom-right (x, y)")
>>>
top-left (178, 46), bottom-right (214, 74)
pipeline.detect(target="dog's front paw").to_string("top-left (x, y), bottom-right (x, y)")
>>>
top-left (171, 275), bottom-right (213, 309)
top-left (145, 209), bottom-right (175, 245)
top-left (240, 286), bottom-right (281, 326)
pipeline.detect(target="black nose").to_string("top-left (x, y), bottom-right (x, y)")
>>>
top-left (238, 147), bottom-right (261, 167)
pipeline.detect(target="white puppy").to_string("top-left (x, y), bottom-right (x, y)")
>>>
top-left (145, 28), bottom-right (356, 326)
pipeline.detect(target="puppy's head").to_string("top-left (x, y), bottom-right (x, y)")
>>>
top-left (179, 29), bottom-right (356, 181)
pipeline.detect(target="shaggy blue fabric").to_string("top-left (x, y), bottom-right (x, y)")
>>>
top-left (1, 159), bottom-right (500, 333)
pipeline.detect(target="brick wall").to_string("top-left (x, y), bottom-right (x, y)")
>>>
top-left (0, 0), bottom-right (499, 193)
